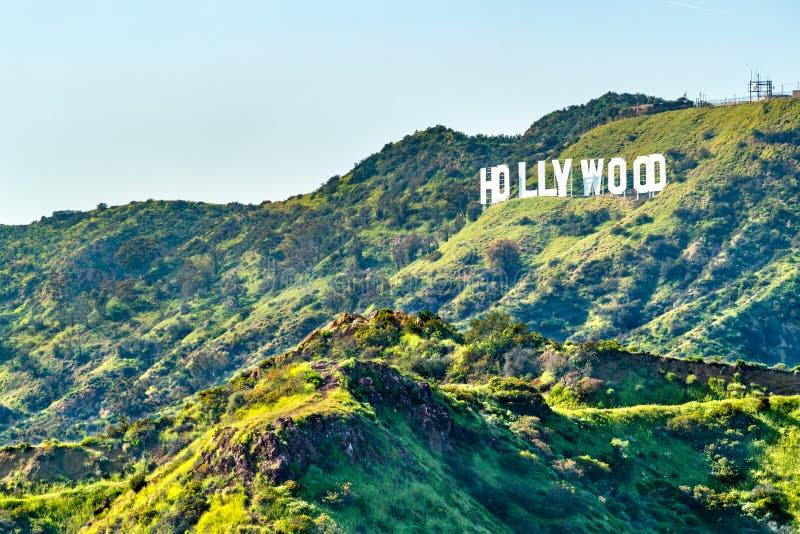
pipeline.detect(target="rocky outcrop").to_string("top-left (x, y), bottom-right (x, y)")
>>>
top-left (199, 360), bottom-right (460, 487)
top-left (199, 413), bottom-right (370, 486)
top-left (344, 361), bottom-right (455, 452)
top-left (0, 443), bottom-right (117, 484)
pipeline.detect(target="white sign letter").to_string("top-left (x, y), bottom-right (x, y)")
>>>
top-left (580, 158), bottom-right (604, 196)
top-left (480, 167), bottom-right (495, 205)
top-left (650, 153), bottom-right (667, 193)
top-left (633, 156), bottom-right (652, 195)
top-left (493, 165), bottom-right (511, 203)
top-left (607, 158), bottom-right (627, 195)
top-left (553, 159), bottom-right (572, 198)
top-left (538, 160), bottom-right (557, 197)
top-left (519, 162), bottom-right (537, 198)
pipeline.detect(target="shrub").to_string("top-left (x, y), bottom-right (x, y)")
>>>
top-left (355, 310), bottom-right (401, 349)
top-left (666, 413), bottom-right (711, 441)
top-left (129, 472), bottom-right (147, 492)
top-left (489, 377), bottom-right (549, 416)
top-left (485, 239), bottom-right (521, 278)
top-left (114, 236), bottom-right (162, 273)
top-left (105, 297), bottom-right (130, 321)
top-left (502, 347), bottom-right (537, 378)
top-left (743, 484), bottom-right (790, 520)
top-left (707, 377), bottom-right (726, 398)
top-left (305, 372), bottom-right (324, 389)
top-left (689, 485), bottom-right (738, 511)
top-left (466, 201), bottom-right (482, 221)
top-left (274, 515), bottom-right (316, 533)
top-left (226, 391), bottom-right (247, 415)
top-left (157, 481), bottom-right (208, 532)
top-left (465, 312), bottom-right (517, 343)
top-left (197, 386), bottom-right (231, 421)
top-left (726, 382), bottom-right (747, 398)
top-left (548, 384), bottom-right (581, 408)
top-left (390, 233), bottom-right (432, 268)
top-left (552, 458), bottom-right (583, 480)
top-left (709, 456), bottom-right (742, 483)
top-left (575, 455), bottom-right (612, 481)
top-left (410, 356), bottom-right (451, 380)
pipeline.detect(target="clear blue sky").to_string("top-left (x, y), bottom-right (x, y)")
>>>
top-left (1, 0), bottom-right (798, 224)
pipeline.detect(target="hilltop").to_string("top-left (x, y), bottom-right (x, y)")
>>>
top-left (0, 93), bottom-right (798, 448)
top-left (2, 310), bottom-right (800, 532)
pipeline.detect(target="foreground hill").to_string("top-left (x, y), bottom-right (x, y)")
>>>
top-left (0, 94), bottom-right (798, 445)
top-left (1, 311), bottom-right (800, 532)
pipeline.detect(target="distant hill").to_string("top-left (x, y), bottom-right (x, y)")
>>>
top-left (0, 93), bottom-right (798, 447)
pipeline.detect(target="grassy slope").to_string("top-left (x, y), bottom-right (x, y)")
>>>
top-left (0, 311), bottom-right (798, 532)
top-left (0, 129), bottom-right (517, 443)
top-left (74, 366), bottom-right (800, 533)
top-left (397, 99), bottom-right (800, 364)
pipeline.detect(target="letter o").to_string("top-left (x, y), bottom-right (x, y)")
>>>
top-left (607, 158), bottom-right (627, 195)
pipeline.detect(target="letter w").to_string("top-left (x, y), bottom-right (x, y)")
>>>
top-left (580, 158), bottom-right (604, 196)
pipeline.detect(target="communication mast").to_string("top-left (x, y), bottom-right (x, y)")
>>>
top-left (749, 72), bottom-right (774, 102)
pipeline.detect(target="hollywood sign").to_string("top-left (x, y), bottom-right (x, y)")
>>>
top-left (480, 154), bottom-right (666, 205)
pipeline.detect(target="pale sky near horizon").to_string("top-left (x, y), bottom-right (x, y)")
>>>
top-left (1, 0), bottom-right (799, 224)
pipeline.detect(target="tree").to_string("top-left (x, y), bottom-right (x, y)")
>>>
top-left (465, 311), bottom-right (518, 343)
top-left (391, 233), bottom-right (432, 268)
top-left (503, 346), bottom-right (537, 378)
top-left (114, 237), bottom-right (162, 274)
top-left (453, 213), bottom-right (465, 233)
top-left (485, 239), bottom-right (521, 278)
top-left (221, 273), bottom-right (245, 309)
top-left (466, 201), bottom-right (482, 222)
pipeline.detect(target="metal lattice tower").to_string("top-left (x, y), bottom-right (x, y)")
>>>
top-left (749, 72), bottom-right (774, 102)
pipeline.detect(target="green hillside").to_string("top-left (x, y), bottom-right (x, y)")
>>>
top-left (0, 126), bottom-right (518, 444)
top-left (0, 93), bottom-right (798, 450)
top-left (2, 310), bottom-right (800, 532)
top-left (0, 93), bottom-right (701, 444)
top-left (397, 98), bottom-right (800, 363)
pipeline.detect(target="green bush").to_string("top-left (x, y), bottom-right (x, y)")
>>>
top-left (485, 239), bottom-right (521, 278)
top-left (105, 297), bottom-right (130, 321)
top-left (129, 472), bottom-right (147, 492)
top-left (743, 484), bottom-right (790, 520)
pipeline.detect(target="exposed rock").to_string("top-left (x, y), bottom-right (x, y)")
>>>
top-left (198, 413), bottom-right (370, 486)
top-left (323, 313), bottom-right (369, 339)
top-left (344, 361), bottom-right (454, 452)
